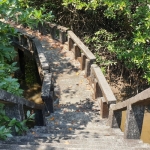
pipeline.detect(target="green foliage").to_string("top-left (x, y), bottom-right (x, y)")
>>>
top-left (0, 0), bottom-right (54, 96)
top-left (79, 0), bottom-right (150, 83)
top-left (84, 29), bottom-right (116, 74)
top-left (0, 24), bottom-right (22, 91)
top-left (0, 103), bottom-right (35, 140)
top-left (0, 62), bottom-right (23, 96)
top-left (15, 7), bottom-right (54, 28)
top-left (0, 0), bottom-right (54, 140)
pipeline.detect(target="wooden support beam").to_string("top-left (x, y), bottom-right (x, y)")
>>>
top-left (85, 59), bottom-right (91, 77)
top-left (59, 30), bottom-right (66, 44)
top-left (100, 98), bottom-right (109, 118)
top-left (68, 36), bottom-right (73, 51)
top-left (81, 53), bottom-right (86, 70)
top-left (73, 44), bottom-right (81, 59)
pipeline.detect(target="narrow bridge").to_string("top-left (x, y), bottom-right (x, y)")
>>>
top-left (0, 21), bottom-right (150, 150)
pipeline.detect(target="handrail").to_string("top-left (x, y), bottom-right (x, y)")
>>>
top-left (0, 89), bottom-right (44, 124)
top-left (11, 29), bottom-right (54, 114)
top-left (108, 88), bottom-right (150, 140)
top-left (0, 89), bottom-right (43, 110)
top-left (111, 88), bottom-right (150, 111)
top-left (38, 21), bottom-right (116, 118)
top-left (67, 30), bottom-right (96, 60)
top-left (91, 64), bottom-right (116, 104)
top-left (3, 20), bottom-right (116, 118)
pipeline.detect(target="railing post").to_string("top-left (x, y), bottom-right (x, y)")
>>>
top-left (13, 35), bottom-right (19, 43)
top-left (5, 104), bottom-right (25, 121)
top-left (90, 64), bottom-right (96, 85)
top-left (81, 53), bottom-right (86, 70)
top-left (93, 78), bottom-right (103, 99)
top-left (100, 97), bottom-right (109, 118)
top-left (38, 22), bottom-right (43, 34)
top-left (35, 109), bottom-right (44, 126)
top-left (68, 36), bottom-right (74, 51)
top-left (93, 79), bottom-right (99, 99)
top-left (124, 105), bottom-right (145, 139)
top-left (21, 35), bottom-right (28, 47)
top-left (85, 59), bottom-right (91, 77)
top-left (109, 105), bottom-right (122, 128)
top-left (59, 30), bottom-right (66, 44)
top-left (51, 25), bottom-right (56, 39)
top-left (29, 39), bottom-right (33, 51)
top-left (41, 73), bottom-right (54, 113)
top-left (73, 44), bottom-right (81, 59)
top-left (41, 22), bottom-right (47, 35)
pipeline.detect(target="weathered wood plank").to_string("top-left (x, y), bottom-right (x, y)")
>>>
top-left (68, 31), bottom-right (96, 60)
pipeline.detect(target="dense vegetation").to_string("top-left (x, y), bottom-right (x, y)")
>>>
top-left (0, 0), bottom-right (54, 140)
top-left (0, 0), bottom-right (54, 96)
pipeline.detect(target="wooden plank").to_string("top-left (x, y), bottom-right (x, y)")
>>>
top-left (92, 64), bottom-right (116, 104)
top-left (68, 31), bottom-right (96, 60)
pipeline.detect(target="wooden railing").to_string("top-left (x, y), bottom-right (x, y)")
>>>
top-left (3, 20), bottom-right (116, 118)
top-left (0, 89), bottom-right (44, 125)
top-left (37, 22), bottom-right (116, 118)
top-left (15, 22), bottom-right (150, 141)
top-left (12, 29), bottom-right (54, 114)
top-left (90, 64), bottom-right (116, 118)
top-left (108, 88), bottom-right (150, 139)
top-left (32, 22), bottom-right (150, 141)
top-left (38, 22), bottom-right (69, 44)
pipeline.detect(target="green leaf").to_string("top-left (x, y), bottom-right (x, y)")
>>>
top-left (15, 126), bottom-right (19, 132)
top-left (8, 118), bottom-right (17, 126)
top-left (26, 110), bottom-right (30, 118)
top-left (6, 133), bottom-right (13, 138)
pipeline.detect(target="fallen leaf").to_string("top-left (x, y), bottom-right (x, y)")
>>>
top-left (86, 85), bottom-right (91, 90)
top-left (57, 104), bottom-right (60, 108)
top-left (68, 128), bottom-right (73, 131)
top-left (76, 72), bottom-right (79, 76)
top-left (79, 80), bottom-right (83, 84)
top-left (76, 109), bottom-right (80, 112)
top-left (64, 141), bottom-right (70, 145)
top-left (32, 132), bottom-right (35, 134)
top-left (63, 110), bottom-right (67, 113)
top-left (50, 117), bottom-right (55, 121)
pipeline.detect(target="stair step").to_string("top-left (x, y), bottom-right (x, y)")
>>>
top-left (1, 140), bottom-right (146, 147)
top-left (0, 144), bottom-right (150, 150)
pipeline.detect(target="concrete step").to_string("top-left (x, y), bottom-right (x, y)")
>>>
top-left (1, 139), bottom-right (147, 147)
top-left (0, 143), bottom-right (150, 150)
